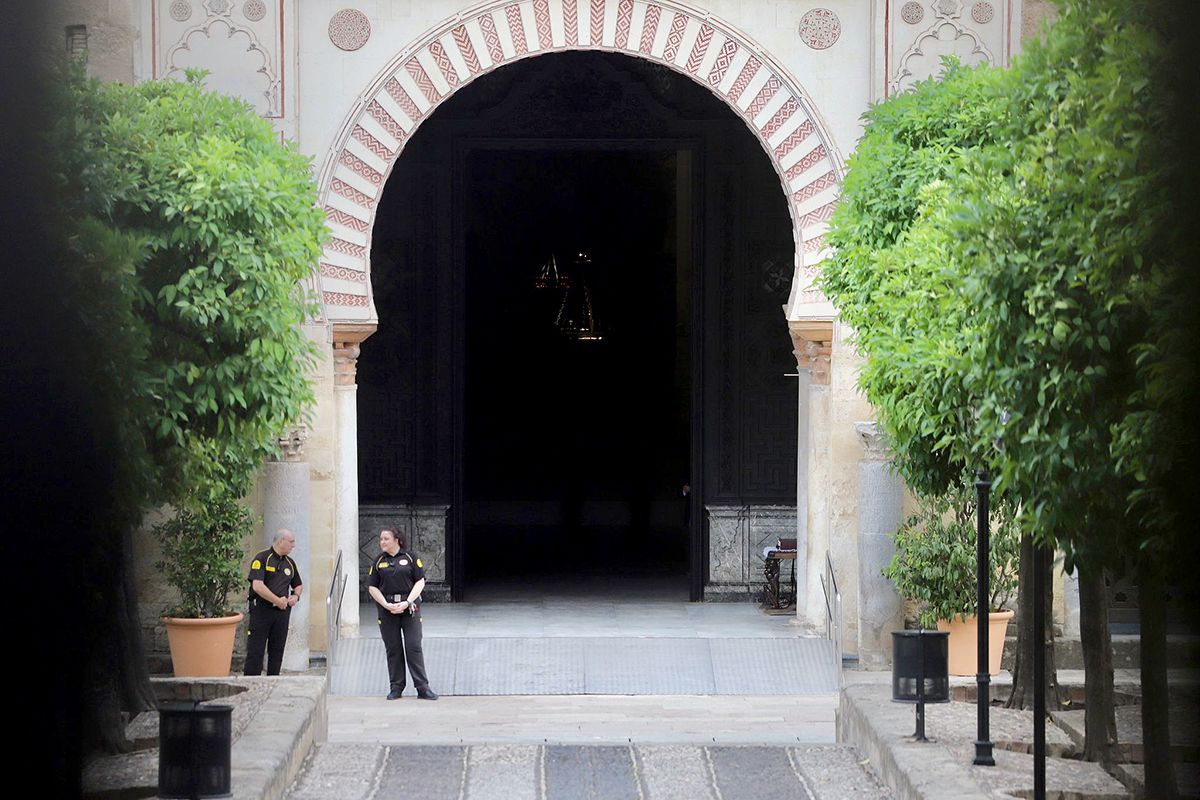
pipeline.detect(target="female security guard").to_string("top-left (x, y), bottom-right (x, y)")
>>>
top-left (367, 528), bottom-right (438, 700)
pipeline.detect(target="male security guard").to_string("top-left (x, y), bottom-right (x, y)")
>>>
top-left (245, 529), bottom-right (303, 676)
top-left (367, 528), bottom-right (438, 700)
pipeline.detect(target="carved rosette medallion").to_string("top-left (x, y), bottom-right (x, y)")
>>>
top-left (798, 8), bottom-right (841, 50)
top-left (971, 2), bottom-right (995, 24)
top-left (169, 1), bottom-right (193, 22)
top-left (242, 0), bottom-right (266, 23)
top-left (901, 2), bottom-right (925, 24)
top-left (933, 0), bottom-right (962, 16)
top-left (206, 0), bottom-right (231, 14)
top-left (329, 9), bottom-right (371, 52)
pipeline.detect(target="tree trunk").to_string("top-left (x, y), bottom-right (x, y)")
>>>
top-left (83, 522), bottom-right (156, 755)
top-left (1078, 562), bottom-right (1117, 762)
top-left (1006, 534), bottom-right (1061, 710)
top-left (1139, 555), bottom-right (1178, 799)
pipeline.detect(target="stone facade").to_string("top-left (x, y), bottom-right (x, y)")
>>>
top-left (48, 0), bottom-right (1052, 662)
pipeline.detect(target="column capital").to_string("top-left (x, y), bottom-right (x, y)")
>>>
top-left (332, 323), bottom-right (376, 387)
top-left (277, 425), bottom-right (307, 462)
top-left (789, 320), bottom-right (833, 385)
top-left (854, 421), bottom-right (891, 461)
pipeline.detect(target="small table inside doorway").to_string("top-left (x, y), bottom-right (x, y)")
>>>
top-left (762, 549), bottom-right (797, 610)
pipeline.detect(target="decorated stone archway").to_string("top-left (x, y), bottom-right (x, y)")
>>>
top-left (314, 0), bottom-right (844, 323)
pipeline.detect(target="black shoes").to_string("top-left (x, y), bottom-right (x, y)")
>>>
top-left (387, 687), bottom-right (438, 700)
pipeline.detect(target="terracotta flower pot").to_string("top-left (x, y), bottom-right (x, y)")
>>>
top-left (163, 613), bottom-right (244, 677)
top-left (936, 609), bottom-right (1014, 676)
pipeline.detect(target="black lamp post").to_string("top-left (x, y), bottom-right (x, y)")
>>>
top-left (1033, 541), bottom-right (1048, 799)
top-left (973, 469), bottom-right (995, 766)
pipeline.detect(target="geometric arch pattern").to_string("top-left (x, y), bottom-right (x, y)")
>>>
top-left (316, 0), bottom-right (843, 322)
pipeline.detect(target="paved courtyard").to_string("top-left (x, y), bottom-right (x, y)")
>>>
top-left (287, 743), bottom-right (889, 800)
top-left (288, 582), bottom-right (888, 799)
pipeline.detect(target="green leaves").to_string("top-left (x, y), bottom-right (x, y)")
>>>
top-left (822, 0), bottom-right (1186, 577)
top-left (60, 72), bottom-right (324, 507)
top-left (883, 485), bottom-right (1021, 628)
top-left (820, 61), bottom-right (1011, 498)
top-left (153, 493), bottom-right (255, 618)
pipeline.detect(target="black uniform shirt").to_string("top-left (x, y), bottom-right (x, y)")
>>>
top-left (368, 551), bottom-right (426, 602)
top-left (247, 548), bottom-right (302, 601)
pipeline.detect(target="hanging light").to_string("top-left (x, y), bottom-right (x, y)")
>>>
top-left (554, 251), bottom-right (603, 342)
top-left (533, 254), bottom-right (570, 290)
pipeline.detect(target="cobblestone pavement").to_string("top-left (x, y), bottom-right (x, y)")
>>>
top-left (286, 743), bottom-right (891, 800)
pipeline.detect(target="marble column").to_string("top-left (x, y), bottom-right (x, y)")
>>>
top-left (854, 421), bottom-right (906, 668)
top-left (789, 321), bottom-right (832, 629)
top-left (1062, 567), bottom-right (1081, 637)
top-left (262, 426), bottom-right (311, 671)
top-left (332, 325), bottom-right (373, 634)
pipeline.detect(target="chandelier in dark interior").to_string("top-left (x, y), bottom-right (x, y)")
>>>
top-left (534, 251), bottom-right (603, 342)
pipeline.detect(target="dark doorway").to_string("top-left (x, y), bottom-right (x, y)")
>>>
top-left (361, 52), bottom-right (797, 601)
top-left (463, 147), bottom-right (690, 587)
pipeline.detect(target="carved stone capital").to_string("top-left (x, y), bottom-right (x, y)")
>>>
top-left (331, 323), bottom-right (376, 387)
top-left (855, 421), bottom-right (891, 462)
top-left (277, 426), bottom-right (307, 462)
top-left (789, 319), bottom-right (834, 385)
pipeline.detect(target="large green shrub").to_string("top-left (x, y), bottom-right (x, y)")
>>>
top-left (66, 69), bottom-right (324, 506)
top-left (818, 61), bottom-right (1013, 497)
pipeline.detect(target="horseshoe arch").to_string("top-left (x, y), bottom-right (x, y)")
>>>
top-left (314, 0), bottom-right (844, 323)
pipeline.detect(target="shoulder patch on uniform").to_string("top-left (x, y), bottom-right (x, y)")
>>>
top-left (251, 559), bottom-right (261, 570)
top-left (416, 558), bottom-right (423, 568)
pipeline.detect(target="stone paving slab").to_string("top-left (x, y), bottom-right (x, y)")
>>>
top-left (328, 693), bottom-right (837, 745)
top-left (286, 744), bottom-right (891, 800)
top-left (838, 682), bottom-right (1128, 800)
top-left (1111, 762), bottom-right (1200, 800)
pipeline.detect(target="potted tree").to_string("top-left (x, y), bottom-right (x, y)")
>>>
top-left (884, 486), bottom-right (1020, 675)
top-left (154, 493), bottom-right (254, 677)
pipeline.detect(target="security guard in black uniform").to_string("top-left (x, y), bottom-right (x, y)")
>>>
top-left (367, 528), bottom-right (438, 700)
top-left (245, 529), bottom-right (303, 676)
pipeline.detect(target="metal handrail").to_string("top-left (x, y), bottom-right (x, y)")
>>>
top-left (325, 550), bottom-right (346, 675)
top-left (820, 550), bottom-right (843, 680)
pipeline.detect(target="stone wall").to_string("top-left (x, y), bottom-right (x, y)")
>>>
top-left (45, 0), bottom-right (138, 84)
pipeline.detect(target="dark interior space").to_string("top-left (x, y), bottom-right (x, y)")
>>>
top-left (463, 148), bottom-right (690, 582)
top-left (361, 51), bottom-right (797, 599)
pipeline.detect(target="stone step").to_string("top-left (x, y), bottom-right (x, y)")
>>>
top-left (1002, 634), bottom-right (1200, 671)
top-left (948, 668), bottom-right (1200, 707)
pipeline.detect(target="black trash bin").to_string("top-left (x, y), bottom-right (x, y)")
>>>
top-left (158, 702), bottom-right (233, 799)
top-left (892, 630), bottom-right (949, 741)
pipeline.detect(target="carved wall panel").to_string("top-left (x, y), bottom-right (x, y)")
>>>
top-left (359, 504), bottom-right (450, 600)
top-left (706, 505), bottom-right (797, 599)
top-left (153, 0), bottom-right (283, 117)
top-left (886, 0), bottom-right (1019, 96)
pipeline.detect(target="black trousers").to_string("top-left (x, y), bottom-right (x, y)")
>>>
top-left (377, 608), bottom-right (429, 691)
top-left (245, 601), bottom-right (290, 676)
